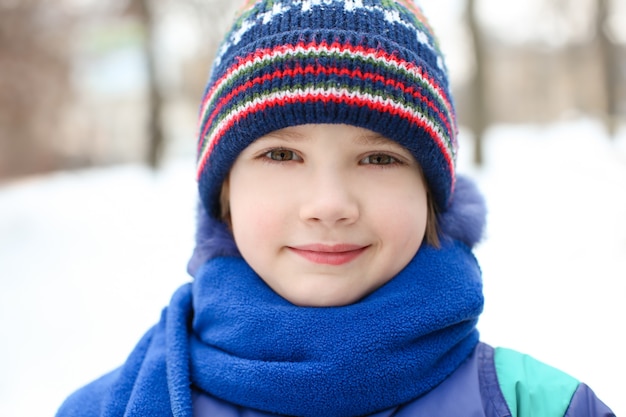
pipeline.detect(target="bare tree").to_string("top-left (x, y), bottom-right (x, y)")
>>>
top-left (597, 0), bottom-right (619, 136)
top-left (127, 0), bottom-right (164, 168)
top-left (124, 0), bottom-right (240, 169)
top-left (0, 0), bottom-right (74, 179)
top-left (465, 0), bottom-right (488, 166)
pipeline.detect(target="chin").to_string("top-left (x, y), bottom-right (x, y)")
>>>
top-left (280, 287), bottom-right (364, 308)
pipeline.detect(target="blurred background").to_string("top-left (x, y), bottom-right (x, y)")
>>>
top-left (1, 0), bottom-right (625, 178)
top-left (1, 0), bottom-right (625, 416)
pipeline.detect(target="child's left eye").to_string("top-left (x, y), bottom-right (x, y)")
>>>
top-left (361, 154), bottom-right (398, 165)
top-left (265, 149), bottom-right (300, 161)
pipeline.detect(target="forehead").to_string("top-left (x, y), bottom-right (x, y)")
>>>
top-left (255, 124), bottom-right (402, 147)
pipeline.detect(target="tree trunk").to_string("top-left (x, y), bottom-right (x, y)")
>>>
top-left (466, 0), bottom-right (488, 166)
top-left (597, 0), bottom-right (618, 137)
top-left (134, 0), bottom-right (165, 168)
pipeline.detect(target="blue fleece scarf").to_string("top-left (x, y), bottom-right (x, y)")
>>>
top-left (56, 240), bottom-right (483, 417)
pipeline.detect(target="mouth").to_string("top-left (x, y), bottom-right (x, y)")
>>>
top-left (287, 244), bottom-right (369, 266)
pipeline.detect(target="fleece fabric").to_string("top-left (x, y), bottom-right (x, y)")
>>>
top-left (56, 239), bottom-right (484, 417)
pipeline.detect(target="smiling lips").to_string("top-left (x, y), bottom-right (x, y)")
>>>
top-left (288, 244), bottom-right (369, 266)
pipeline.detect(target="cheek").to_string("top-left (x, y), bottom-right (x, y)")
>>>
top-left (383, 200), bottom-right (427, 243)
top-left (229, 183), bottom-right (287, 250)
top-left (228, 163), bottom-right (301, 235)
top-left (367, 181), bottom-right (428, 249)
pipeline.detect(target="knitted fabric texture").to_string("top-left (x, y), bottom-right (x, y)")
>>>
top-left (196, 0), bottom-right (458, 218)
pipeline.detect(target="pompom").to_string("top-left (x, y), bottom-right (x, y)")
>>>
top-left (438, 175), bottom-right (487, 248)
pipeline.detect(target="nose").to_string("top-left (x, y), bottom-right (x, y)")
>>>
top-left (299, 170), bottom-right (360, 227)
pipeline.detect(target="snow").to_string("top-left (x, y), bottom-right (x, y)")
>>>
top-left (1, 118), bottom-right (625, 416)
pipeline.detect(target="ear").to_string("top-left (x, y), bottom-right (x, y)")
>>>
top-left (438, 175), bottom-right (487, 248)
top-left (187, 201), bottom-right (240, 277)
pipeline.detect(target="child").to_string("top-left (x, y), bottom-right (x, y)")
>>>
top-left (56, 0), bottom-right (615, 416)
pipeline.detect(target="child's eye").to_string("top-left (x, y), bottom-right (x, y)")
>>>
top-left (361, 153), bottom-right (398, 165)
top-left (265, 149), bottom-right (300, 161)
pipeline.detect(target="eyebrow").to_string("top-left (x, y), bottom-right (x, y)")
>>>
top-left (260, 129), bottom-right (307, 142)
top-left (353, 133), bottom-right (396, 146)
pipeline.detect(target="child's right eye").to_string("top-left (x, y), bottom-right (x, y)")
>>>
top-left (265, 149), bottom-right (300, 161)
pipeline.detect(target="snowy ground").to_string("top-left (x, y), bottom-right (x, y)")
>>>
top-left (1, 118), bottom-right (624, 416)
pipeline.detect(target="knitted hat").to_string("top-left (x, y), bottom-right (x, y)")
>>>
top-left (196, 0), bottom-right (458, 219)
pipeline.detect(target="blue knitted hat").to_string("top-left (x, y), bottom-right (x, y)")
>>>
top-left (196, 0), bottom-right (458, 219)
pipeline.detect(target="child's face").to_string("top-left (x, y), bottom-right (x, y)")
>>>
top-left (227, 124), bottom-right (428, 307)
